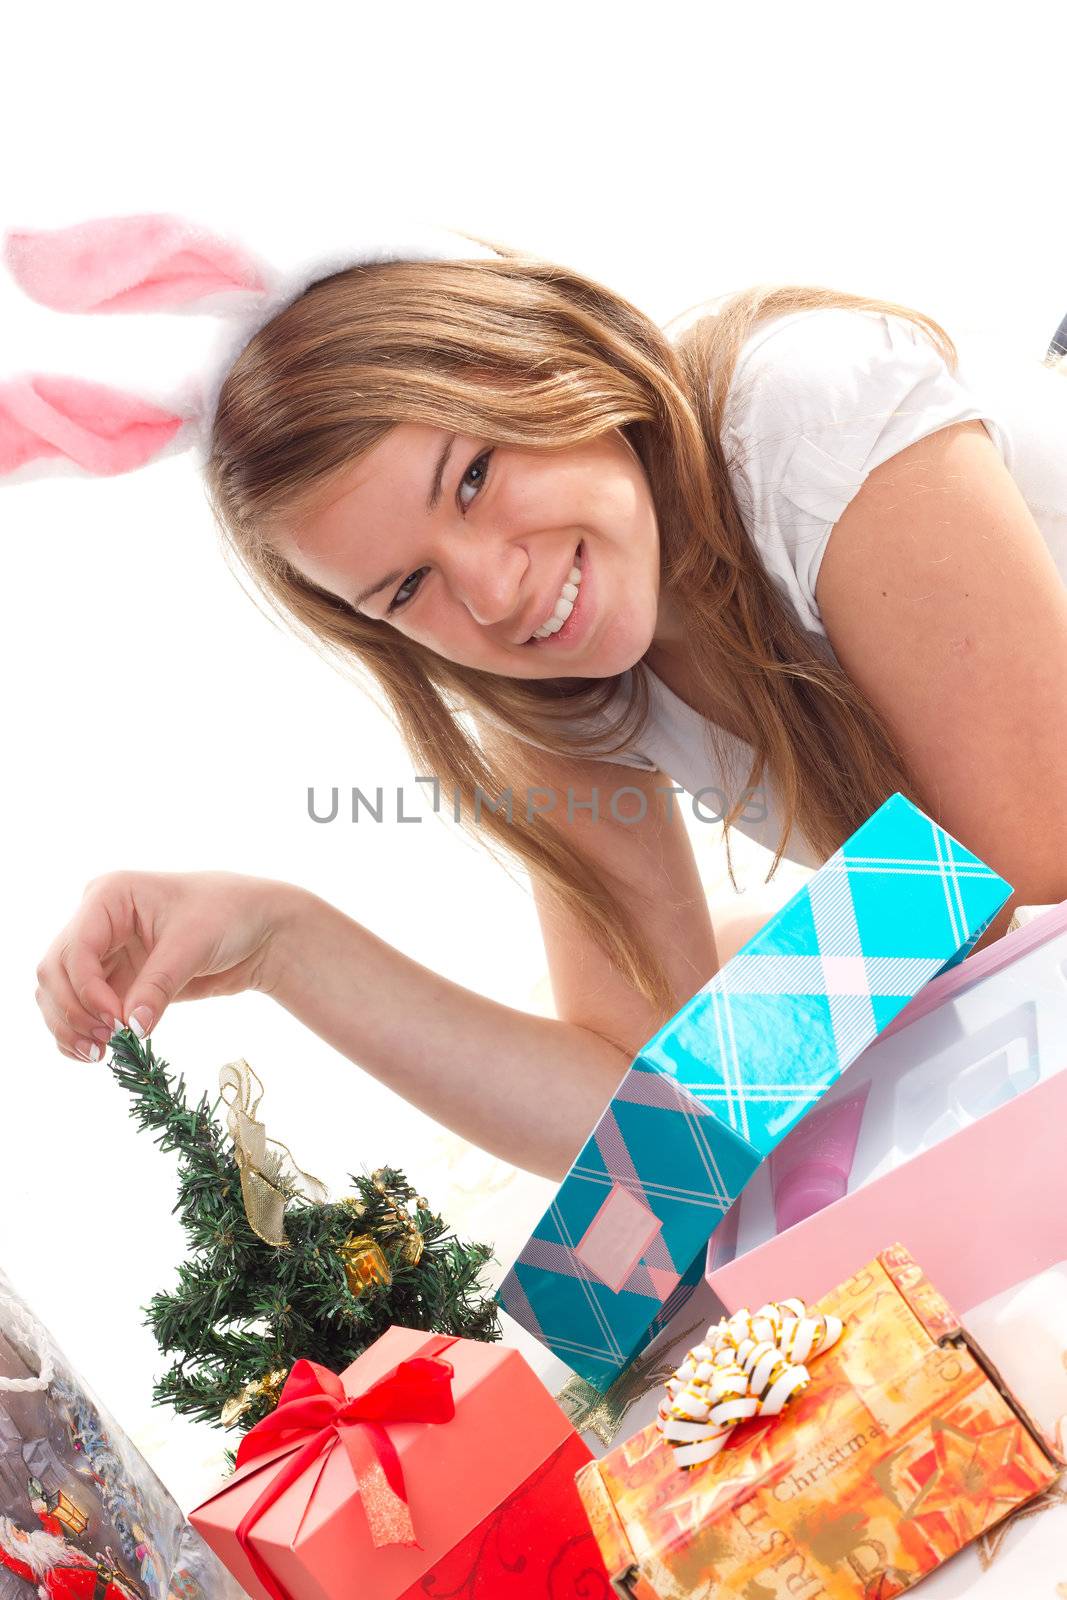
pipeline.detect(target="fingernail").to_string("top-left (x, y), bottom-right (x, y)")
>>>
top-left (76, 1039), bottom-right (101, 1062)
top-left (112, 1018), bottom-right (124, 1034)
top-left (101, 1014), bottom-right (122, 1033)
top-left (129, 1007), bottom-right (152, 1039)
top-left (90, 1027), bottom-right (111, 1046)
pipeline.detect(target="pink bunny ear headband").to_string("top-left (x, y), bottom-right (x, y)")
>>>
top-left (0, 212), bottom-right (501, 481)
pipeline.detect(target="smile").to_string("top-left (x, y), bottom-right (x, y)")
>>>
top-left (524, 542), bottom-right (585, 645)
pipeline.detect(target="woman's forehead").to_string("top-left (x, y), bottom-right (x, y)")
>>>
top-left (273, 425), bottom-right (419, 537)
top-left (293, 423), bottom-right (448, 528)
top-left (271, 423), bottom-right (451, 573)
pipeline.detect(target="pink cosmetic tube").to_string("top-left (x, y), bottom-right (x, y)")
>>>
top-left (708, 1069), bottom-right (1067, 1317)
top-left (769, 1082), bottom-right (872, 1232)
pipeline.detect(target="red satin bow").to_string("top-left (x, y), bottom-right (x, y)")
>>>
top-left (233, 1337), bottom-right (458, 1600)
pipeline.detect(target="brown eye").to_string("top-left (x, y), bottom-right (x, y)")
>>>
top-left (458, 448), bottom-right (494, 511)
top-left (387, 567), bottom-right (430, 614)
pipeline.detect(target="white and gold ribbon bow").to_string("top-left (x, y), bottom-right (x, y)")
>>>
top-left (218, 1059), bottom-right (329, 1246)
top-left (657, 1298), bottom-right (844, 1468)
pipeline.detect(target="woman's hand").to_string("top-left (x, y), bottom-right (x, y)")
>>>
top-left (34, 870), bottom-right (302, 1061)
top-left (35, 861), bottom-right (638, 1178)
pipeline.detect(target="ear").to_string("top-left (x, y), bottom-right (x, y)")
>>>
top-left (0, 375), bottom-right (187, 477)
top-left (4, 213), bottom-right (269, 313)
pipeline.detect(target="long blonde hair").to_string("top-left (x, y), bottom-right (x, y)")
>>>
top-left (205, 236), bottom-right (956, 1021)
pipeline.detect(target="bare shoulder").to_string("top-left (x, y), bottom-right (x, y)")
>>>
top-left (816, 418), bottom-right (1067, 914)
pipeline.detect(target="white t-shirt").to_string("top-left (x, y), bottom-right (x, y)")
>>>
top-left (510, 308), bottom-right (1067, 868)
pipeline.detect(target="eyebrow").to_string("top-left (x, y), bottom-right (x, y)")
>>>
top-left (350, 432), bottom-right (457, 610)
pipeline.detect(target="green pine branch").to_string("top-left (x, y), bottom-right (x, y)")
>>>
top-left (108, 1028), bottom-right (501, 1435)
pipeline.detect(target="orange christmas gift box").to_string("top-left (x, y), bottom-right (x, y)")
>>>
top-left (574, 1246), bottom-right (1063, 1599)
top-left (189, 1326), bottom-right (611, 1600)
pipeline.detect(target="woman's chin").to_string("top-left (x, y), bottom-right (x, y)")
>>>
top-left (584, 621), bottom-right (659, 678)
top-left (464, 617), bottom-right (656, 680)
top-left (517, 638), bottom-right (648, 679)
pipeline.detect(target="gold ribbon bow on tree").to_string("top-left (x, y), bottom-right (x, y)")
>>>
top-left (218, 1060), bottom-right (329, 1246)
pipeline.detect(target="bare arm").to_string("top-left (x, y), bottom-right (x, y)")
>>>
top-left (264, 752), bottom-right (719, 1181)
top-left (816, 418), bottom-right (1067, 948)
top-left (36, 763), bottom-right (718, 1181)
top-left (263, 884), bottom-right (631, 1180)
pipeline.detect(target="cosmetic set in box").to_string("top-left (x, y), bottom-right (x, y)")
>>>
top-left (576, 1246), bottom-right (1063, 1598)
top-left (711, 895), bottom-right (1067, 1267)
top-left (707, 1063), bottom-right (1067, 1319)
top-left (497, 792), bottom-right (1012, 1389)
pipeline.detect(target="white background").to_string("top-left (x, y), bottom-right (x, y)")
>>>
top-left (2, 0), bottom-right (1064, 1511)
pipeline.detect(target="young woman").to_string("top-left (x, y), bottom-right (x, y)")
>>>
top-left (32, 240), bottom-right (1067, 1179)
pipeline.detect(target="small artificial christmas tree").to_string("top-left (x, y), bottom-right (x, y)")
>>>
top-left (108, 1027), bottom-right (501, 1438)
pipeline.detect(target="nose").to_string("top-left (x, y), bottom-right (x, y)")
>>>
top-left (447, 533), bottom-right (528, 629)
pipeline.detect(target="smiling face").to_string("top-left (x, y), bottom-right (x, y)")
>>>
top-left (269, 422), bottom-right (667, 679)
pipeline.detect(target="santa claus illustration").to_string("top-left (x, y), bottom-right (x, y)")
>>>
top-left (0, 1515), bottom-right (138, 1600)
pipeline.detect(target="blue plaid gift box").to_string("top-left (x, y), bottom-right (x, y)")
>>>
top-left (497, 793), bottom-right (1012, 1388)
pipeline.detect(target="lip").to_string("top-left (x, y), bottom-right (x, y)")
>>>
top-left (520, 540), bottom-right (591, 650)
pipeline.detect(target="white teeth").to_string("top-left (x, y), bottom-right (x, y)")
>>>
top-left (530, 557), bottom-right (583, 640)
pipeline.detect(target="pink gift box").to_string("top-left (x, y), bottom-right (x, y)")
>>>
top-left (707, 1068), bottom-right (1067, 1317)
top-left (189, 1327), bottom-right (605, 1600)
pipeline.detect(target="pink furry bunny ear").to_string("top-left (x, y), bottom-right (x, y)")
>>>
top-left (0, 209), bottom-right (498, 482)
top-left (0, 375), bottom-right (187, 476)
top-left (0, 212), bottom-right (270, 477)
top-left (4, 213), bottom-right (270, 312)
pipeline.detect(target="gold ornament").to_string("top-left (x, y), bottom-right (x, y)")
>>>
top-left (219, 1392), bottom-right (249, 1429)
top-left (400, 1227), bottom-right (424, 1268)
top-left (355, 1180), bottom-right (427, 1269)
top-left (220, 1368), bottom-right (288, 1429)
top-left (262, 1368), bottom-right (287, 1401)
top-left (340, 1234), bottom-right (393, 1295)
top-left (337, 1183), bottom-right (427, 1274)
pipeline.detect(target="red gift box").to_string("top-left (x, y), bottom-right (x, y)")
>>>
top-left (189, 1326), bottom-right (609, 1600)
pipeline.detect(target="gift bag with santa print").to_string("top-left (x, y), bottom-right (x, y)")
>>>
top-left (0, 1268), bottom-right (243, 1600)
